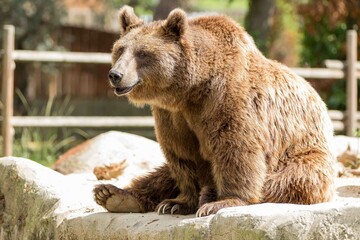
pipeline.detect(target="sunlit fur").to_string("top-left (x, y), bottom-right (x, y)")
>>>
top-left (94, 6), bottom-right (335, 217)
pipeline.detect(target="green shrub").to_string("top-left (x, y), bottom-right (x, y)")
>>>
top-left (12, 90), bottom-right (88, 166)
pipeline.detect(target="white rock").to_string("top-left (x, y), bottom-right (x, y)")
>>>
top-left (1, 157), bottom-right (360, 239)
top-left (53, 131), bottom-right (165, 187)
top-left (333, 135), bottom-right (360, 157)
top-left (0, 157), bottom-right (197, 239)
top-left (0, 157), bottom-right (101, 239)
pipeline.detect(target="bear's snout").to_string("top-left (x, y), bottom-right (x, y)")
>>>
top-left (108, 70), bottom-right (123, 86)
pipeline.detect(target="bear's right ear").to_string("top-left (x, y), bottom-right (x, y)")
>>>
top-left (119, 6), bottom-right (143, 36)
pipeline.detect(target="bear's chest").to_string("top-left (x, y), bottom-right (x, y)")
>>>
top-left (153, 108), bottom-right (204, 162)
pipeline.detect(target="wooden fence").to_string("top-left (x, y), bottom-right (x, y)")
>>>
top-left (1, 25), bottom-right (360, 156)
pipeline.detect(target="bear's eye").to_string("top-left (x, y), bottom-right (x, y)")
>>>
top-left (112, 46), bottom-right (125, 63)
top-left (117, 47), bottom-right (125, 56)
top-left (136, 50), bottom-right (149, 59)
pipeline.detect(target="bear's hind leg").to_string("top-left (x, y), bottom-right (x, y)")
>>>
top-left (93, 164), bottom-right (179, 213)
top-left (263, 150), bottom-right (335, 204)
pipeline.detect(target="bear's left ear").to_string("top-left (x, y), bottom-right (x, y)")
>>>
top-left (163, 8), bottom-right (188, 38)
top-left (119, 5), bottom-right (144, 36)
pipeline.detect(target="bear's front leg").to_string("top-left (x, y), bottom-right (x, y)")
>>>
top-left (196, 140), bottom-right (267, 217)
top-left (156, 149), bottom-right (200, 215)
top-left (93, 164), bottom-right (179, 213)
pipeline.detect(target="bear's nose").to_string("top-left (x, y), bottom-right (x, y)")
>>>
top-left (108, 70), bottom-right (123, 85)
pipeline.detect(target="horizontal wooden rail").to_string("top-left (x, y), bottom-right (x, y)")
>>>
top-left (328, 110), bottom-right (345, 121)
top-left (332, 121), bottom-right (345, 131)
top-left (9, 116), bottom-right (155, 128)
top-left (325, 59), bottom-right (360, 70)
top-left (2, 111), bottom-right (358, 132)
top-left (12, 50), bottom-right (111, 64)
top-left (325, 59), bottom-right (360, 78)
top-left (291, 68), bottom-right (344, 79)
top-left (328, 110), bottom-right (360, 120)
top-left (327, 110), bottom-right (360, 131)
top-left (328, 110), bottom-right (360, 131)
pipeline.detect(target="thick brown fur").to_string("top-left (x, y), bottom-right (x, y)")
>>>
top-left (94, 6), bottom-right (335, 217)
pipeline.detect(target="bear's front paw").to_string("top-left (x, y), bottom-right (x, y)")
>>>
top-left (93, 184), bottom-right (142, 213)
top-left (156, 199), bottom-right (196, 215)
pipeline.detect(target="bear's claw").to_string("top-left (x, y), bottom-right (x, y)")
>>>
top-left (196, 198), bottom-right (248, 217)
top-left (156, 200), bottom-right (196, 215)
top-left (195, 202), bottom-right (220, 217)
top-left (157, 202), bottom-right (172, 214)
top-left (156, 202), bottom-right (181, 215)
top-left (170, 204), bottom-right (180, 215)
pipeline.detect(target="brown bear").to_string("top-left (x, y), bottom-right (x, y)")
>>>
top-left (93, 6), bottom-right (335, 217)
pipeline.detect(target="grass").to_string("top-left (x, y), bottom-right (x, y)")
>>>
top-left (10, 90), bottom-right (89, 167)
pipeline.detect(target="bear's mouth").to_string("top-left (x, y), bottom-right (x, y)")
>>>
top-left (113, 80), bottom-right (141, 96)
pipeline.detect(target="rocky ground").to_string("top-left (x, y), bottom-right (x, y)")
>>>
top-left (0, 131), bottom-right (360, 240)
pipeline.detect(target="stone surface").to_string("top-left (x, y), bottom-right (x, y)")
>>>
top-left (53, 131), bottom-right (165, 187)
top-left (1, 157), bottom-right (360, 240)
top-left (333, 135), bottom-right (360, 157)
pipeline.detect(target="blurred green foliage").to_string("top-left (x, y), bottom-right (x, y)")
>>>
top-left (12, 90), bottom-right (88, 166)
top-left (299, 18), bottom-right (348, 111)
top-left (297, 0), bottom-right (360, 110)
top-left (0, 0), bottom-right (66, 50)
top-left (327, 81), bottom-right (347, 110)
top-left (300, 19), bottom-right (347, 67)
top-left (109, 0), bottom-right (157, 15)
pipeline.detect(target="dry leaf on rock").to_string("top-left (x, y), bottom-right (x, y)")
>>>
top-left (93, 160), bottom-right (127, 180)
top-left (337, 145), bottom-right (360, 169)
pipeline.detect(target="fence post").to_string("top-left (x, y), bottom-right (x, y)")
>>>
top-left (346, 30), bottom-right (358, 136)
top-left (2, 25), bottom-right (15, 156)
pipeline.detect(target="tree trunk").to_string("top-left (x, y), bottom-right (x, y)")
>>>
top-left (245, 0), bottom-right (276, 54)
top-left (153, 0), bottom-right (189, 20)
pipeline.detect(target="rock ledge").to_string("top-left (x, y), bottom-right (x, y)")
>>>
top-left (1, 157), bottom-right (360, 240)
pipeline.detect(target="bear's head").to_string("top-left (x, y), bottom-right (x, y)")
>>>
top-left (109, 6), bottom-right (192, 109)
